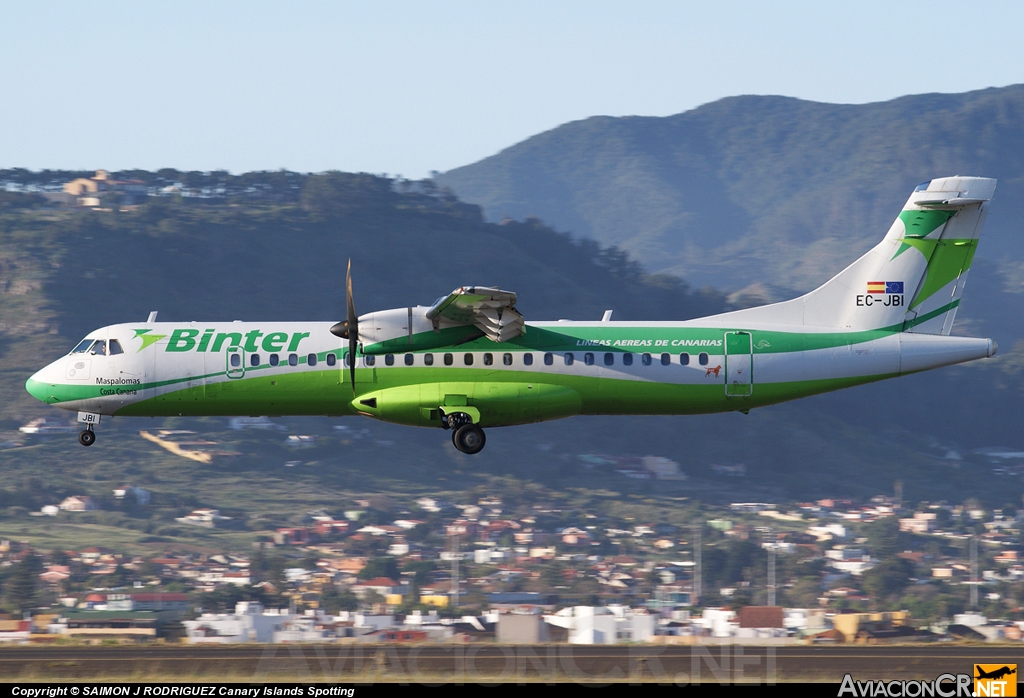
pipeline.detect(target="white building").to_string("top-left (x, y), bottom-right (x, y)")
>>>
top-left (544, 606), bottom-right (656, 644)
top-left (19, 417), bottom-right (76, 435)
top-left (184, 602), bottom-right (293, 643)
top-left (272, 614), bottom-right (331, 643)
top-left (899, 512), bottom-right (936, 534)
top-left (696, 608), bottom-right (737, 638)
top-left (176, 508), bottom-right (232, 528)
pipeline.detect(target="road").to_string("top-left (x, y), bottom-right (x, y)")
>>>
top-left (0, 644), bottom-right (1019, 682)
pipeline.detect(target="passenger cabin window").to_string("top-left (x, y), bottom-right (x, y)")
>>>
top-left (523, 353), bottom-right (533, 366)
top-left (404, 353), bottom-right (414, 366)
top-left (89, 340), bottom-right (107, 356)
top-left (326, 353), bottom-right (336, 366)
top-left (385, 354), bottom-right (395, 366)
top-left (604, 352), bottom-right (614, 366)
top-left (680, 352), bottom-right (690, 366)
top-left (108, 339), bottom-right (124, 355)
top-left (230, 354), bottom-right (241, 367)
top-left (544, 353), bottom-right (553, 366)
top-left (71, 339), bottom-right (94, 353)
top-left (444, 353), bottom-right (453, 366)
top-left (270, 354), bottom-right (279, 367)
top-left (483, 353), bottom-right (493, 366)
top-left (365, 355), bottom-right (375, 366)
top-left (623, 353), bottom-right (633, 366)
top-left (464, 353), bottom-right (474, 366)
top-left (251, 354), bottom-right (261, 367)
top-left (584, 352), bottom-right (594, 366)
top-left (424, 353), bottom-right (434, 366)
top-left (307, 353), bottom-right (317, 367)
top-left (699, 352), bottom-right (709, 366)
top-left (288, 353), bottom-right (298, 366)
top-left (503, 353), bottom-right (513, 366)
top-left (661, 353), bottom-right (671, 366)
top-left (641, 353), bottom-right (652, 366)
top-left (564, 353), bottom-right (574, 366)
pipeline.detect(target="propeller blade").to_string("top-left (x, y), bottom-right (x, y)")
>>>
top-left (346, 259), bottom-right (358, 390)
top-left (329, 260), bottom-right (360, 388)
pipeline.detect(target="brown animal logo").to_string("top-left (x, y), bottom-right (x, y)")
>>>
top-left (705, 365), bottom-right (722, 378)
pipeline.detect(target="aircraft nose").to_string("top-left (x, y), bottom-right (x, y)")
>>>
top-left (25, 368), bottom-right (57, 404)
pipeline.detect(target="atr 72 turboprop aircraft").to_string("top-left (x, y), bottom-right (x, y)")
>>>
top-left (26, 176), bottom-right (998, 454)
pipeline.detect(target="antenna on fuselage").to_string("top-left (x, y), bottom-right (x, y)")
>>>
top-left (601, 310), bottom-right (613, 322)
top-left (147, 311), bottom-right (158, 323)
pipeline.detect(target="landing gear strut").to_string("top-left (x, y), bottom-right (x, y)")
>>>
top-left (78, 427), bottom-right (96, 447)
top-left (442, 411), bottom-right (486, 454)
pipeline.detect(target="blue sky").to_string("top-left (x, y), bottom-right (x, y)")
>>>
top-left (2, 1), bottom-right (1022, 178)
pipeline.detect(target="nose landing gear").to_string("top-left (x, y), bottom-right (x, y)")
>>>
top-left (77, 411), bottom-right (100, 446)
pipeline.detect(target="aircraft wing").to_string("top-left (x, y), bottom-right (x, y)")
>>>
top-left (425, 286), bottom-right (525, 343)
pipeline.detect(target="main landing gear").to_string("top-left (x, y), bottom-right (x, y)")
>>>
top-left (79, 427), bottom-right (96, 447)
top-left (442, 411), bottom-right (486, 455)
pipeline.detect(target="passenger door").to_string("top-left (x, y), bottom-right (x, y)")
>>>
top-left (724, 331), bottom-right (753, 397)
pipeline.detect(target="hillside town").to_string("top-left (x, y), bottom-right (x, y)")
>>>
top-left (0, 476), bottom-right (1022, 645)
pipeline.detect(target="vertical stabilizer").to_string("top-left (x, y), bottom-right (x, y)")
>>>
top-left (712, 176), bottom-right (996, 333)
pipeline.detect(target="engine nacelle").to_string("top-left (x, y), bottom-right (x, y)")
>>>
top-left (359, 306), bottom-right (485, 354)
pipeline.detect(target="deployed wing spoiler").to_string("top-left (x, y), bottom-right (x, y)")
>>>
top-left (425, 286), bottom-right (526, 342)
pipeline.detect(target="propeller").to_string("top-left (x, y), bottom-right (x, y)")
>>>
top-left (329, 259), bottom-right (359, 390)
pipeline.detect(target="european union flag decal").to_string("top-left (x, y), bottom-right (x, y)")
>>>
top-left (886, 281), bottom-right (904, 294)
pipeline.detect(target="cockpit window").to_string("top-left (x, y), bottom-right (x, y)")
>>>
top-left (108, 339), bottom-right (124, 355)
top-left (71, 339), bottom-right (94, 353)
top-left (89, 340), bottom-right (107, 356)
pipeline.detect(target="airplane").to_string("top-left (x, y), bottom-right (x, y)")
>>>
top-left (25, 176), bottom-right (998, 455)
top-left (975, 666), bottom-right (1016, 681)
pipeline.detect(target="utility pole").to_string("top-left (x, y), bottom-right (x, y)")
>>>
top-left (693, 522), bottom-right (702, 606)
top-left (768, 540), bottom-right (776, 607)
top-left (450, 533), bottom-right (460, 610)
top-left (970, 535), bottom-right (978, 609)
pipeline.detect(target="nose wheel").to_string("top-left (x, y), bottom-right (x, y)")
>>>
top-left (79, 427), bottom-right (96, 447)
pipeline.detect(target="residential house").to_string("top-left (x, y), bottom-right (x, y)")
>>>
top-left (59, 496), bottom-right (97, 512)
top-left (899, 512), bottom-right (936, 534)
top-left (176, 509), bottom-right (231, 528)
top-left (113, 485), bottom-right (151, 506)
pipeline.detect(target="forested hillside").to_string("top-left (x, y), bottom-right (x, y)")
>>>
top-left (436, 85), bottom-right (1024, 297)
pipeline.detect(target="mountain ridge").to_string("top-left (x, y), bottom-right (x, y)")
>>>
top-left (436, 84), bottom-right (1024, 292)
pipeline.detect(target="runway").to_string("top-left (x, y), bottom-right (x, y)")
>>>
top-left (0, 644), bottom-right (1019, 682)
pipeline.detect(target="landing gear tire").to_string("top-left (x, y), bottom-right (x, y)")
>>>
top-left (452, 424), bottom-right (486, 455)
top-left (78, 429), bottom-right (96, 447)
